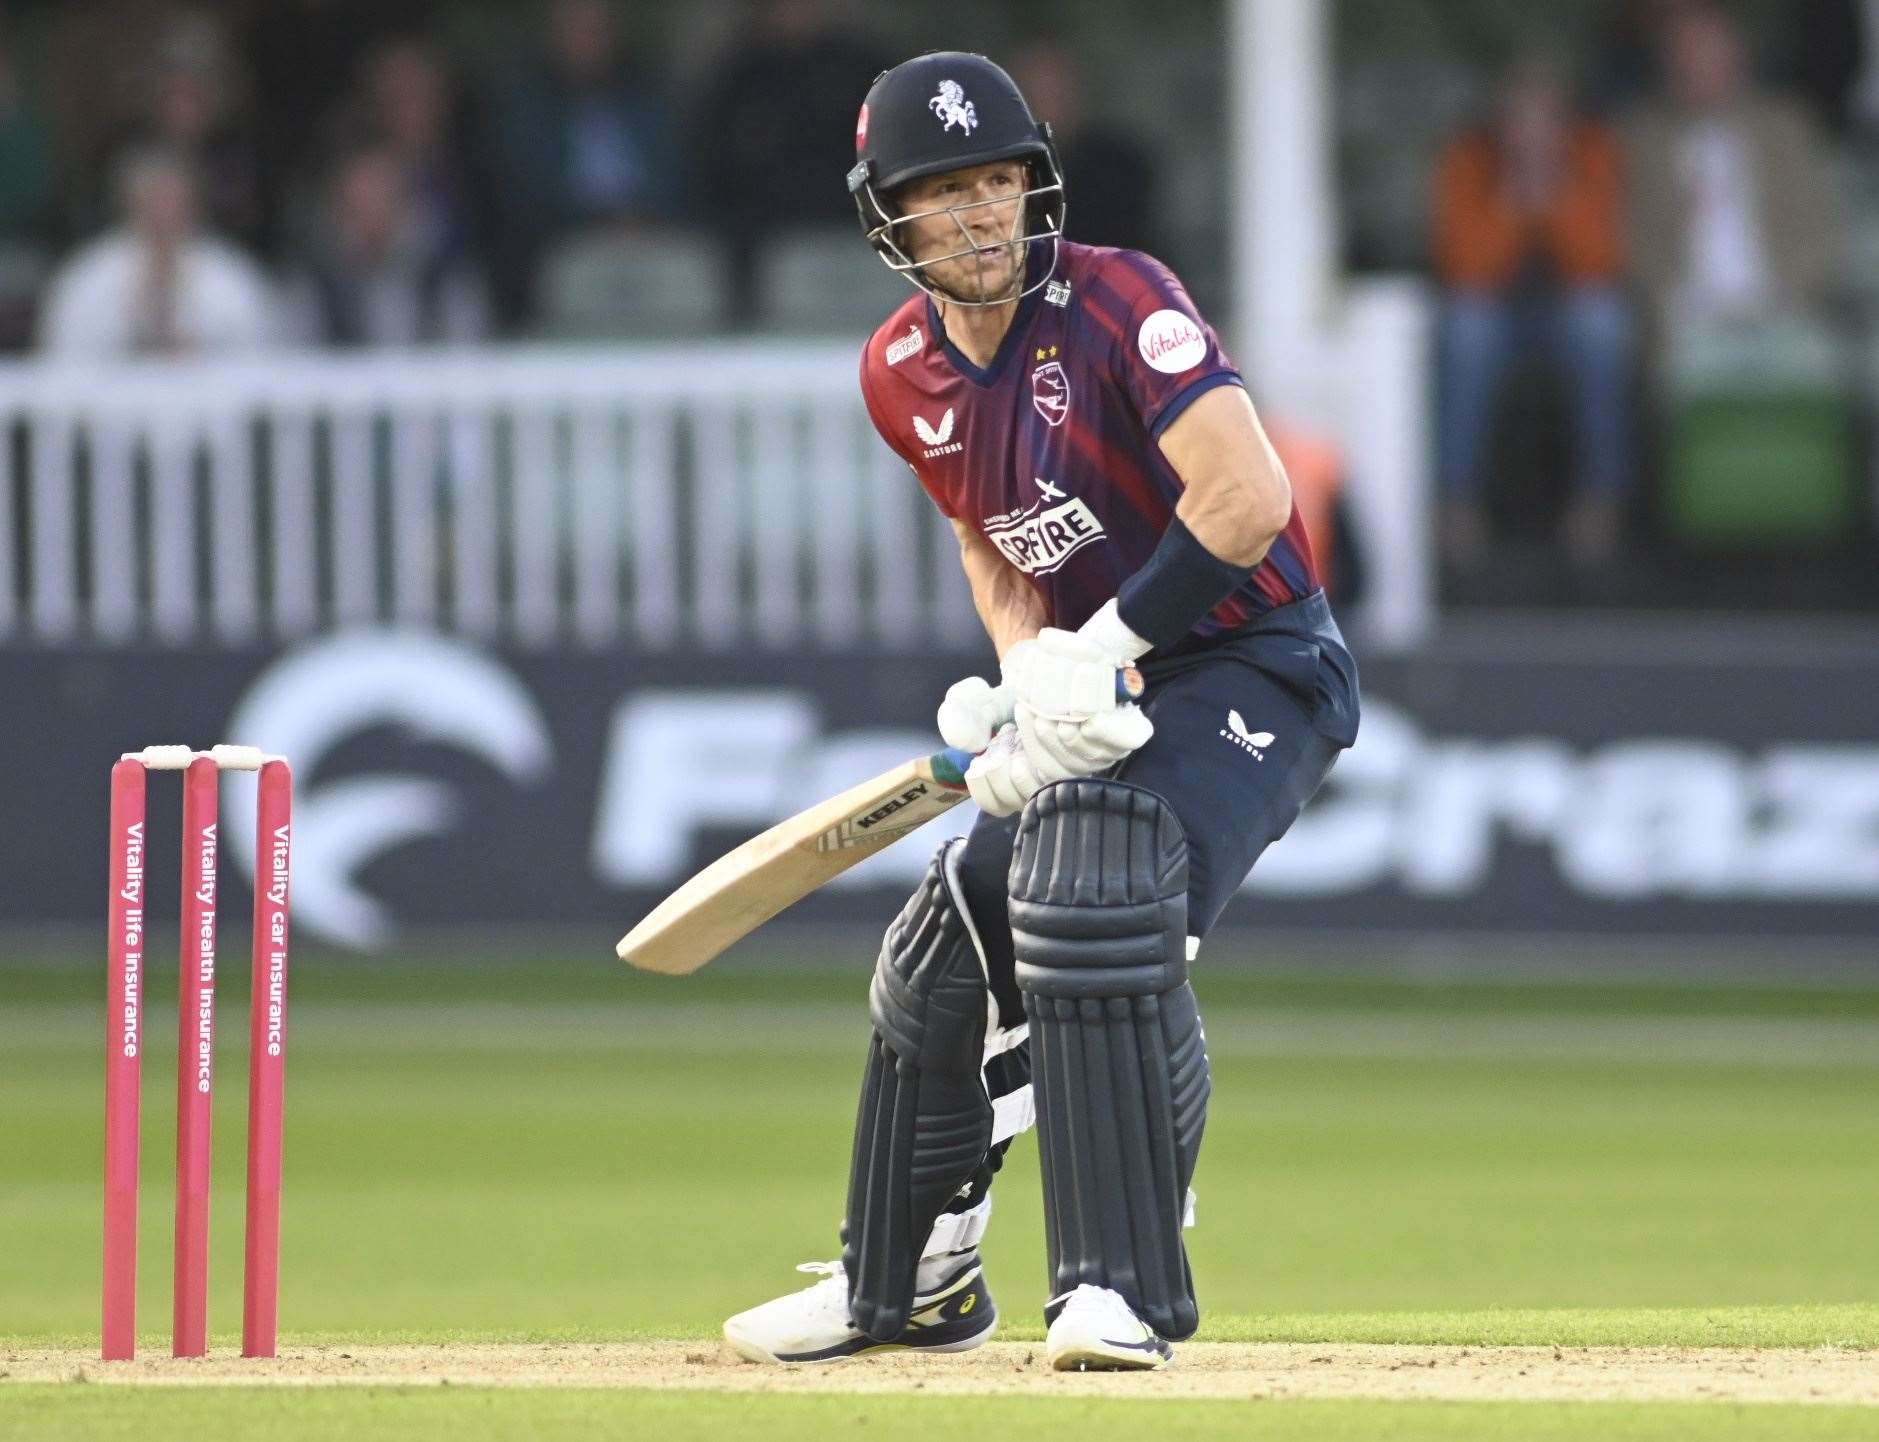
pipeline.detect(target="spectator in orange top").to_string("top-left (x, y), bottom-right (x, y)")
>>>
top-left (1434, 58), bottom-right (1636, 569)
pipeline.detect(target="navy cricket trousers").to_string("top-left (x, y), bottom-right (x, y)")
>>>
top-left (951, 591), bottom-right (1361, 1027)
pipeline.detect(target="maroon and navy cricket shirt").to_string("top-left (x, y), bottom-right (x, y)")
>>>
top-left (859, 239), bottom-right (1322, 649)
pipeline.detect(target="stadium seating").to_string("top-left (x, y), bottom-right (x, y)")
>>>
top-left (1661, 317), bottom-right (1859, 546)
top-left (754, 227), bottom-right (918, 336)
top-left (536, 229), bottom-right (726, 340)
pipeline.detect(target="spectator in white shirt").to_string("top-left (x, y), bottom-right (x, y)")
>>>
top-left (1622, 5), bottom-right (1841, 327)
top-left (38, 146), bottom-right (274, 356)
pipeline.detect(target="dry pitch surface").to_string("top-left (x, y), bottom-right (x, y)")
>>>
top-left (7, 1342), bottom-right (1876, 1406)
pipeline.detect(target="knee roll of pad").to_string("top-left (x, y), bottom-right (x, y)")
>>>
top-left (843, 842), bottom-right (994, 1341)
top-left (1010, 780), bottom-right (1212, 1341)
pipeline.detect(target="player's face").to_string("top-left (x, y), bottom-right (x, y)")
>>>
top-left (894, 160), bottom-right (1027, 303)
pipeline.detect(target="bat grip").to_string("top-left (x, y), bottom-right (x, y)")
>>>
top-left (934, 667), bottom-right (1146, 788)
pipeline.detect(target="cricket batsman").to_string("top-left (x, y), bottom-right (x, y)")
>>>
top-left (724, 51), bottom-right (1360, 1371)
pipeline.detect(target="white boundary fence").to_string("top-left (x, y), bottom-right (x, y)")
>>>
top-left (0, 343), bottom-right (980, 651)
top-left (0, 319), bottom-right (1430, 653)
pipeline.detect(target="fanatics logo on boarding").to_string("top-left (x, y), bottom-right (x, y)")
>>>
top-left (1220, 710), bottom-right (1276, 760)
top-left (1137, 308), bottom-right (1208, 375)
top-left (929, 80), bottom-right (977, 134)
top-left (885, 325), bottom-right (922, 365)
top-left (1031, 360), bottom-right (1069, 427)
top-left (913, 408), bottom-right (963, 458)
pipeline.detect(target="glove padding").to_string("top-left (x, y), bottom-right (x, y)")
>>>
top-left (937, 675), bottom-right (1014, 753)
top-left (1001, 628), bottom-right (1126, 723)
top-left (965, 723), bottom-right (1067, 817)
top-left (1016, 701), bottom-right (1154, 777)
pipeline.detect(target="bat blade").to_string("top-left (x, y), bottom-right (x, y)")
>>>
top-left (616, 748), bottom-right (972, 975)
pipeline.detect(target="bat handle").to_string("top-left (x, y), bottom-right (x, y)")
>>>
top-left (933, 668), bottom-right (1147, 788)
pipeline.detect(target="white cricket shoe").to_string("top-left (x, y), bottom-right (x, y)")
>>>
top-left (1044, 1284), bottom-right (1174, 1371)
top-left (723, 1253), bottom-right (996, 1365)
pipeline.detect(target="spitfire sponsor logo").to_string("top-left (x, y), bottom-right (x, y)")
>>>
top-left (1220, 710), bottom-right (1275, 760)
top-left (1031, 359), bottom-right (1069, 427)
top-left (985, 488), bottom-right (1107, 575)
top-left (929, 79), bottom-right (977, 135)
top-left (1137, 308), bottom-right (1208, 374)
top-left (885, 325), bottom-right (923, 365)
top-left (913, 408), bottom-right (962, 458)
top-left (1045, 278), bottom-right (1072, 307)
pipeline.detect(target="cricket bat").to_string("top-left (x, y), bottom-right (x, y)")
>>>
top-left (616, 746), bottom-right (975, 974)
top-left (616, 669), bottom-right (1144, 975)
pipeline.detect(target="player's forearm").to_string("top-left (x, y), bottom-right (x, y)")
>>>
top-left (955, 520), bottom-right (1046, 658)
top-left (971, 557), bottom-right (1048, 658)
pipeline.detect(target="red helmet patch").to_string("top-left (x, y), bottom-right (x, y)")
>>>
top-left (855, 102), bottom-right (869, 152)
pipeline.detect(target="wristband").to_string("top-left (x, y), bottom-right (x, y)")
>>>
top-left (1114, 515), bottom-right (1253, 651)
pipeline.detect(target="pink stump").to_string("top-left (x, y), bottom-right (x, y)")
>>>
top-left (103, 760), bottom-right (148, 1361)
top-left (242, 760), bottom-right (291, 1357)
top-left (172, 757), bottom-right (219, 1358)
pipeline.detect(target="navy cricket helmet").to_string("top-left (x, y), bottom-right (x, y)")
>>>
top-left (847, 51), bottom-right (1065, 305)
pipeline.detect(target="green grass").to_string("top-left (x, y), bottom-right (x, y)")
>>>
top-left (2, 1389), bottom-right (1877, 1442)
top-left (4, 952), bottom-right (1876, 1437)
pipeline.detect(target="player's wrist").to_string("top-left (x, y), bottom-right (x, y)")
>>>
top-left (1112, 516), bottom-right (1253, 652)
top-left (1077, 599), bottom-right (1154, 665)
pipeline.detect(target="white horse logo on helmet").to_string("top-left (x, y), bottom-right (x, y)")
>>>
top-left (928, 80), bottom-right (977, 135)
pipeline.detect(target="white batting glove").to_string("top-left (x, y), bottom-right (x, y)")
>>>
top-left (937, 675), bottom-right (1014, 753)
top-left (1001, 628), bottom-right (1127, 722)
top-left (1077, 597), bottom-right (1154, 665)
top-left (965, 723), bottom-right (1073, 817)
top-left (1016, 700), bottom-right (1154, 777)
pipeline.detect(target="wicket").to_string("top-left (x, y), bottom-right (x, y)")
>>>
top-left (104, 744), bottom-right (292, 1361)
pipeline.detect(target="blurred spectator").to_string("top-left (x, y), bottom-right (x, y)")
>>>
top-left (243, 0), bottom-right (437, 240)
top-left (490, 0), bottom-right (681, 325)
top-left (1432, 60), bottom-right (1635, 568)
top-left (51, 7), bottom-right (260, 245)
top-left (1789, 0), bottom-right (1879, 138)
top-left (1622, 4), bottom-right (1842, 326)
top-left (0, 20), bottom-right (54, 245)
top-left (1010, 41), bottom-right (1159, 257)
top-left (345, 37), bottom-right (489, 272)
top-left (283, 145), bottom-right (491, 347)
top-left (39, 147), bottom-right (274, 356)
top-left (694, 0), bottom-right (890, 322)
top-left (130, 17), bottom-right (263, 246)
top-left (1587, 0), bottom-right (1691, 113)
top-left (0, 18), bottom-right (54, 349)
top-left (1266, 419), bottom-right (1367, 607)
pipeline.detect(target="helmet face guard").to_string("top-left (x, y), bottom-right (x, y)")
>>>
top-left (846, 52), bottom-right (1067, 308)
top-left (851, 152), bottom-right (1065, 307)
